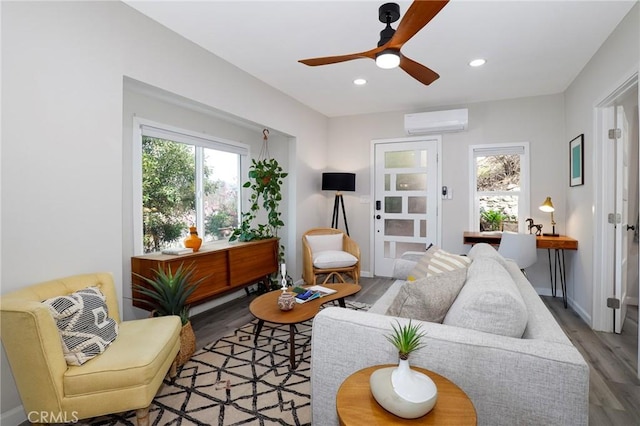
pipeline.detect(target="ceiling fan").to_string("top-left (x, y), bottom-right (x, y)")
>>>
top-left (298, 1), bottom-right (449, 86)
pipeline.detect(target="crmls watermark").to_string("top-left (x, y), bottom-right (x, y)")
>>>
top-left (28, 411), bottom-right (79, 423)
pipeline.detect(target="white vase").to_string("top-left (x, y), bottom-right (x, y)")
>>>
top-left (370, 359), bottom-right (438, 419)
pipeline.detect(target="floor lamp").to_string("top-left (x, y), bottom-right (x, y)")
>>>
top-left (322, 172), bottom-right (356, 236)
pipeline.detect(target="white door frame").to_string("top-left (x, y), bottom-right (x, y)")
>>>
top-left (592, 70), bottom-right (638, 332)
top-left (369, 136), bottom-right (443, 277)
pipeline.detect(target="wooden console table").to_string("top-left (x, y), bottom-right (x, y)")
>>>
top-left (463, 232), bottom-right (578, 308)
top-left (132, 238), bottom-right (279, 310)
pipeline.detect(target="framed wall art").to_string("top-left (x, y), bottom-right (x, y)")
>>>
top-left (569, 134), bottom-right (584, 187)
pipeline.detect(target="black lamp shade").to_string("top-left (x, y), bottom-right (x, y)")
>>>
top-left (322, 173), bottom-right (356, 191)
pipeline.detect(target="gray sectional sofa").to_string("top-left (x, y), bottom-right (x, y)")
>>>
top-left (310, 243), bottom-right (589, 425)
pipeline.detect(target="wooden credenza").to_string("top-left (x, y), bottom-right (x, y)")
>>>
top-left (131, 238), bottom-right (279, 310)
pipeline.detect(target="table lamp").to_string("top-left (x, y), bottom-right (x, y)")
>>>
top-left (539, 197), bottom-right (559, 236)
top-left (322, 172), bottom-right (356, 236)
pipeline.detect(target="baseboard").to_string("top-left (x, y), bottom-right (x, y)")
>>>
top-left (534, 287), bottom-right (593, 326)
top-left (2, 404), bottom-right (26, 426)
top-left (567, 296), bottom-right (592, 326)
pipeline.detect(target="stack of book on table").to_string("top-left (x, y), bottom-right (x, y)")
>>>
top-left (292, 285), bottom-right (337, 303)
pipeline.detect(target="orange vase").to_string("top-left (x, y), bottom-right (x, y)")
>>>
top-left (183, 226), bottom-right (202, 252)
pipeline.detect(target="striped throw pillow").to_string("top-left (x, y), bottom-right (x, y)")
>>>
top-left (408, 246), bottom-right (472, 281)
top-left (43, 286), bottom-right (118, 366)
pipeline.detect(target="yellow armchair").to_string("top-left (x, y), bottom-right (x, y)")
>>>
top-left (0, 273), bottom-right (181, 425)
top-left (302, 228), bottom-right (360, 285)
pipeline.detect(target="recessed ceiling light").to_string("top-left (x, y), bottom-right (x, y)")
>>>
top-left (353, 78), bottom-right (367, 86)
top-left (469, 59), bottom-right (486, 67)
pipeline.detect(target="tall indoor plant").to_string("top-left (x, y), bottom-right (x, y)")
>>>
top-left (230, 157), bottom-right (287, 243)
top-left (133, 262), bottom-right (205, 366)
top-left (230, 157), bottom-right (288, 290)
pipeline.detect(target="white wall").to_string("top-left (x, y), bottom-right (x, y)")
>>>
top-left (564, 3), bottom-right (639, 326)
top-left (122, 83), bottom-right (293, 320)
top-left (1, 1), bottom-right (328, 422)
top-left (327, 94), bottom-right (566, 294)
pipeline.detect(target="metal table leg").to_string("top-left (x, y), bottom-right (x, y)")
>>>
top-left (289, 325), bottom-right (296, 369)
top-left (547, 249), bottom-right (555, 297)
top-left (547, 248), bottom-right (568, 308)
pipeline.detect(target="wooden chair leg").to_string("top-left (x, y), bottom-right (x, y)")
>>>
top-left (169, 359), bottom-right (178, 378)
top-left (321, 271), bottom-right (346, 285)
top-left (136, 406), bottom-right (150, 426)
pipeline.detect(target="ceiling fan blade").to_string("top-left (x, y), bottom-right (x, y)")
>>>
top-left (299, 47), bottom-right (381, 66)
top-left (399, 55), bottom-right (440, 86)
top-left (388, 0), bottom-right (449, 49)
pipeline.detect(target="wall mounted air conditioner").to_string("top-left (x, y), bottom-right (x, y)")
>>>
top-left (404, 108), bottom-right (469, 135)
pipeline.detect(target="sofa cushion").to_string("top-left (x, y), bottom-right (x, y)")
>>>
top-left (42, 286), bottom-right (119, 366)
top-left (63, 316), bottom-right (181, 396)
top-left (408, 245), bottom-right (471, 280)
top-left (386, 267), bottom-right (468, 323)
top-left (443, 256), bottom-right (528, 338)
top-left (313, 250), bottom-right (358, 269)
top-left (306, 234), bottom-right (343, 252)
top-left (467, 242), bottom-right (510, 268)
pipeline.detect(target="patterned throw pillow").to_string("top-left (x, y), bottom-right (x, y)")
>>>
top-left (408, 245), bottom-right (472, 281)
top-left (43, 287), bottom-right (118, 366)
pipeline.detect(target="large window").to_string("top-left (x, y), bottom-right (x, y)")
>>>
top-left (469, 143), bottom-right (530, 232)
top-left (134, 120), bottom-right (248, 254)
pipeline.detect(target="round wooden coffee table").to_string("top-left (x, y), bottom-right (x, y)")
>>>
top-left (336, 365), bottom-right (477, 425)
top-left (249, 283), bottom-right (361, 368)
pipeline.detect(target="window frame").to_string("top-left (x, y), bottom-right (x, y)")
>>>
top-left (132, 117), bottom-right (249, 255)
top-left (468, 142), bottom-right (530, 233)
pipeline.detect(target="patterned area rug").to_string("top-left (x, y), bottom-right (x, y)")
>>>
top-left (81, 301), bottom-right (369, 426)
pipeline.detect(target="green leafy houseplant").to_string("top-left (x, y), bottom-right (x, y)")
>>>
top-left (480, 209), bottom-right (507, 231)
top-left (385, 320), bottom-right (427, 360)
top-left (230, 158), bottom-right (289, 291)
top-left (133, 262), bottom-right (205, 326)
top-left (230, 158), bottom-right (288, 243)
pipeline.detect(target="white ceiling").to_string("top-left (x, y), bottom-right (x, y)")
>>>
top-left (124, 0), bottom-right (636, 118)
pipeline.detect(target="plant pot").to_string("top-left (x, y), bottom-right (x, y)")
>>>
top-left (176, 321), bottom-right (196, 367)
top-left (369, 359), bottom-right (438, 419)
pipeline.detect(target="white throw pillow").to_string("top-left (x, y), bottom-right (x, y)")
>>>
top-left (313, 250), bottom-right (358, 269)
top-left (306, 234), bottom-right (343, 253)
top-left (42, 286), bottom-right (119, 366)
top-left (408, 245), bottom-right (471, 281)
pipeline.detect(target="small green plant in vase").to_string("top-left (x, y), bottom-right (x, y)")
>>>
top-left (386, 319), bottom-right (427, 360)
top-left (369, 320), bottom-right (438, 419)
top-left (133, 262), bottom-right (206, 366)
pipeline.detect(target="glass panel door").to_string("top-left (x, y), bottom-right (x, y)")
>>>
top-left (374, 140), bottom-right (439, 276)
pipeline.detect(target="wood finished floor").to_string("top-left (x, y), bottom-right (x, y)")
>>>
top-left (190, 276), bottom-right (640, 425)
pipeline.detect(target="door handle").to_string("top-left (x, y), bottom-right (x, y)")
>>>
top-left (627, 224), bottom-right (636, 231)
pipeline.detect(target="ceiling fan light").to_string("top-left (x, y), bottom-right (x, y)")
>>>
top-left (376, 50), bottom-right (400, 69)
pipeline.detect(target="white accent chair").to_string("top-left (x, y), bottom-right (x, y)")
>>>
top-left (498, 232), bottom-right (538, 275)
top-left (302, 228), bottom-right (360, 285)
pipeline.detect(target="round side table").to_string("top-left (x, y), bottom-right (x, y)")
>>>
top-left (336, 364), bottom-right (477, 425)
